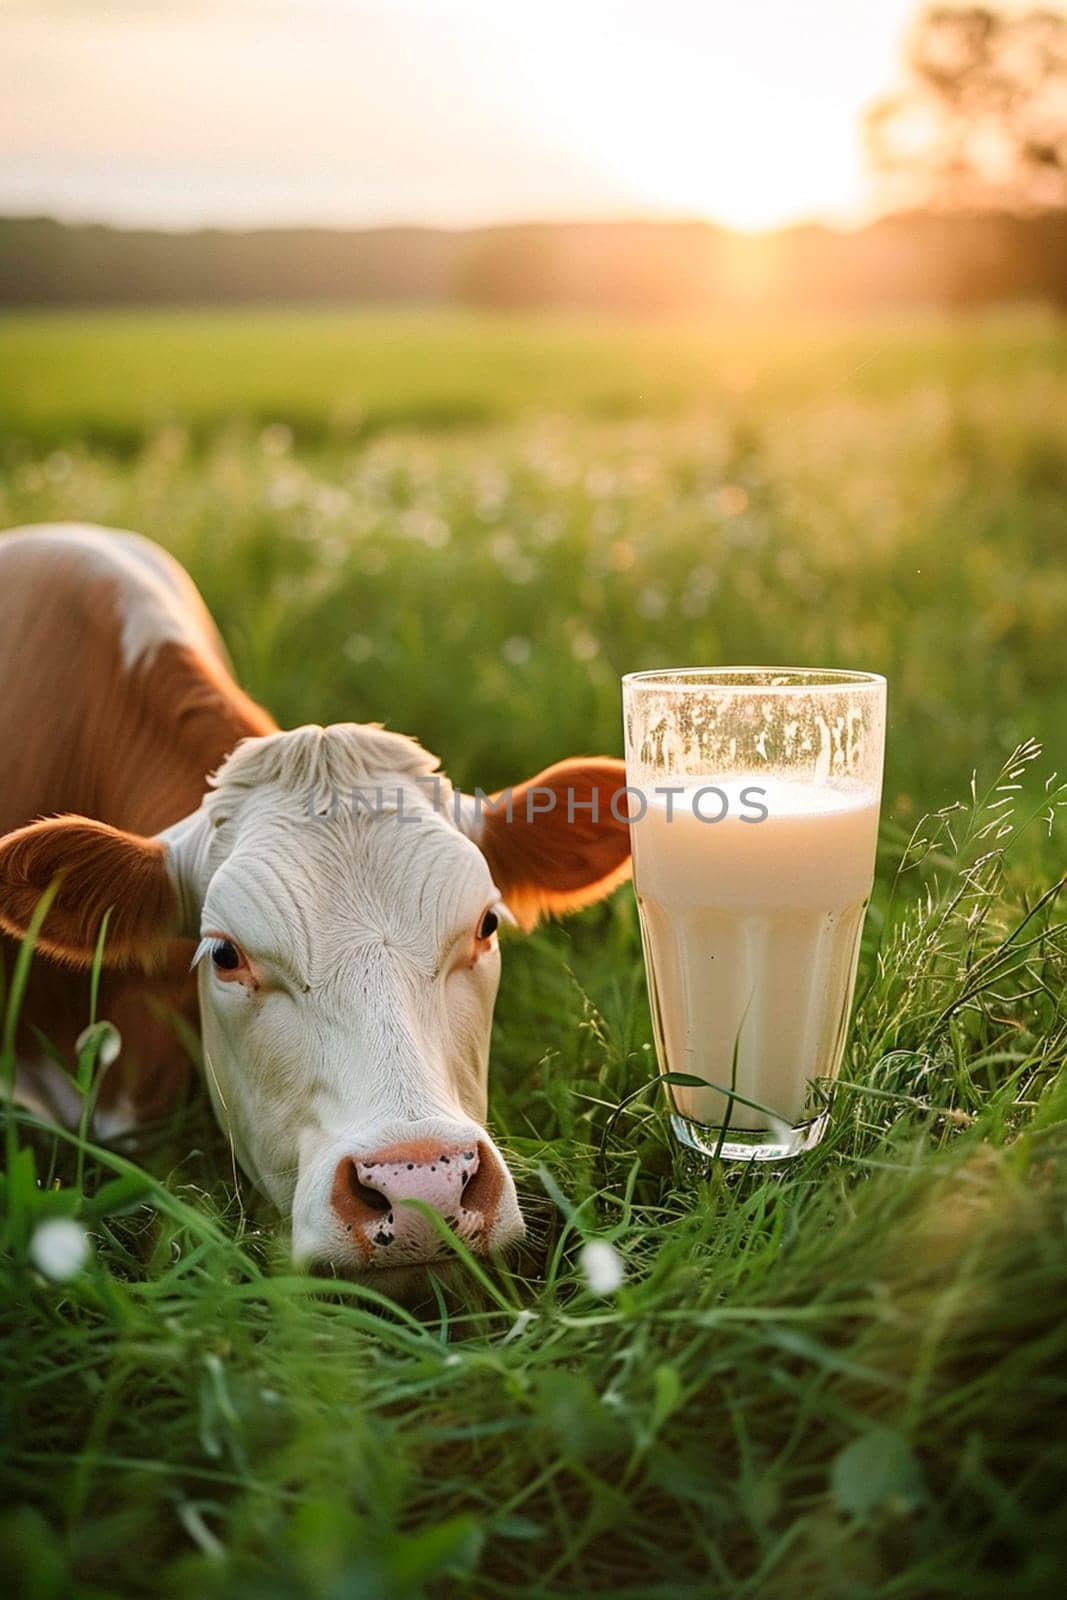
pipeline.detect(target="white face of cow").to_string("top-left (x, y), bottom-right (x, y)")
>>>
top-left (175, 732), bottom-right (518, 1277)
top-left (0, 722), bottom-right (631, 1292)
top-left (160, 725), bottom-right (520, 1281)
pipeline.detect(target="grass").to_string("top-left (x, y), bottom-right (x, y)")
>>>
top-left (2, 302), bottom-right (1066, 453)
top-left (1, 306), bottom-right (1067, 1598)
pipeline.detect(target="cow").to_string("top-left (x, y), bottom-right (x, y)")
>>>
top-left (0, 524), bottom-right (631, 1293)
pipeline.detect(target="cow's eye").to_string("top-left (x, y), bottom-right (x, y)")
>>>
top-left (477, 909), bottom-right (499, 941)
top-left (193, 933), bottom-right (254, 986)
top-left (211, 940), bottom-right (242, 971)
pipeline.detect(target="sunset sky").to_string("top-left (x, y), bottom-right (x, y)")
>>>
top-left (2, 0), bottom-right (931, 232)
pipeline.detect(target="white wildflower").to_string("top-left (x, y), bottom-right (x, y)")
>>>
top-left (504, 555), bottom-right (537, 585)
top-left (29, 1218), bottom-right (91, 1282)
top-left (313, 485), bottom-right (353, 520)
top-left (579, 1239), bottom-right (625, 1295)
top-left (75, 1021), bottom-right (122, 1070)
top-left (344, 633), bottom-right (375, 665)
top-left (570, 629), bottom-right (600, 662)
top-left (490, 532), bottom-right (518, 566)
top-left (502, 1309), bottom-right (538, 1343)
top-left (502, 635), bottom-right (532, 666)
top-left (266, 470), bottom-right (303, 510)
top-left (400, 509), bottom-right (450, 549)
top-left (636, 583), bottom-right (668, 620)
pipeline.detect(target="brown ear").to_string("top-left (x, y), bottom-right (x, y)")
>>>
top-left (476, 757), bottom-right (631, 930)
top-left (0, 815), bottom-right (178, 970)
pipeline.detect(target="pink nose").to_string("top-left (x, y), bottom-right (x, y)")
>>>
top-left (331, 1138), bottom-right (508, 1267)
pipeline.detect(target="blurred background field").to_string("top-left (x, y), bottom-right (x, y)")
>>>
top-left (2, 302), bottom-right (1067, 451)
top-left (2, 305), bottom-right (1065, 835)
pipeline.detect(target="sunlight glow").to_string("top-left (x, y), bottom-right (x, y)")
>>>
top-left (0, 0), bottom-right (924, 231)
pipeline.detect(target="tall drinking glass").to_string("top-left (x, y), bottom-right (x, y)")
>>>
top-left (623, 668), bottom-right (886, 1161)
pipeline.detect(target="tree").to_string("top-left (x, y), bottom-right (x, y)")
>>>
top-left (866, 5), bottom-right (1067, 210)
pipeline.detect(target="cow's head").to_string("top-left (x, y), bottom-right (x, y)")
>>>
top-left (0, 725), bottom-right (630, 1294)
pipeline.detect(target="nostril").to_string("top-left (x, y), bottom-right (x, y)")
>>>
top-left (459, 1141), bottom-right (505, 1227)
top-left (332, 1158), bottom-right (393, 1233)
top-left (350, 1178), bottom-right (390, 1214)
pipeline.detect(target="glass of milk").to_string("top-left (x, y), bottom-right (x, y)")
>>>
top-left (623, 667), bottom-right (886, 1162)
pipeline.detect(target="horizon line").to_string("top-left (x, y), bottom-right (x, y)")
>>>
top-left (0, 204), bottom-right (941, 242)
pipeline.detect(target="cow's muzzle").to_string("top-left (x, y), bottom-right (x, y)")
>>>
top-left (332, 1136), bottom-right (514, 1264)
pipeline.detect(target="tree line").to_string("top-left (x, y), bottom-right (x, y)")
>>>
top-left (1, 210), bottom-right (1065, 312)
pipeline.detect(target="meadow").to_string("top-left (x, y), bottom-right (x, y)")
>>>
top-left (1, 306), bottom-right (1066, 1598)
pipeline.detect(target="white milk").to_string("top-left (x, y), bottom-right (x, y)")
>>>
top-left (630, 781), bottom-right (879, 1132)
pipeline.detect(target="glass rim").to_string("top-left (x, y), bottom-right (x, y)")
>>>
top-left (622, 665), bottom-right (886, 693)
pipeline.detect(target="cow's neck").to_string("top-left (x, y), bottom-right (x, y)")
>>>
top-left (107, 641), bottom-right (278, 837)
